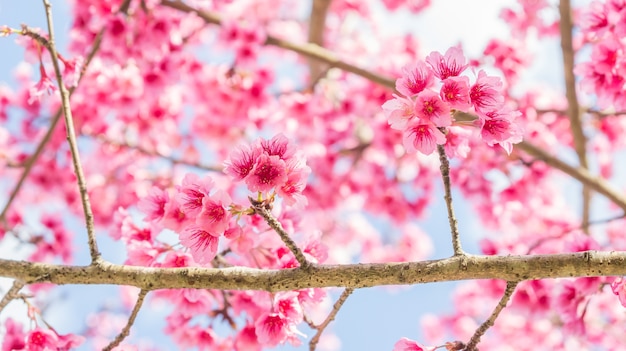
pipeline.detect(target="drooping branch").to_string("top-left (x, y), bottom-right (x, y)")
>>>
top-left (465, 281), bottom-right (519, 351)
top-left (309, 288), bottom-right (353, 351)
top-left (559, 0), bottom-right (591, 232)
top-left (1, 251), bottom-right (626, 292)
top-left (437, 144), bottom-right (464, 256)
top-left (103, 289), bottom-right (149, 351)
top-left (250, 199), bottom-right (310, 268)
top-left (42, 0), bottom-right (100, 262)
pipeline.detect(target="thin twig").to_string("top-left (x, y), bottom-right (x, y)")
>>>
top-left (103, 289), bottom-right (149, 351)
top-left (437, 145), bottom-right (464, 256)
top-left (249, 199), bottom-right (309, 268)
top-left (42, 0), bottom-right (100, 262)
top-left (559, 0), bottom-right (590, 232)
top-left (309, 288), bottom-right (353, 351)
top-left (160, 0), bottom-right (395, 88)
top-left (465, 281), bottom-right (518, 351)
top-left (0, 280), bottom-right (25, 314)
top-left (91, 133), bottom-right (222, 172)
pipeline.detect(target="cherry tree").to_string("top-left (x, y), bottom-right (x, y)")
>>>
top-left (1, 0), bottom-right (626, 350)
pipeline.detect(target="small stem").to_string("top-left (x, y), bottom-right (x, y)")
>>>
top-left (465, 281), bottom-right (518, 351)
top-left (309, 288), bottom-right (353, 351)
top-left (103, 289), bottom-right (149, 351)
top-left (437, 145), bottom-right (464, 256)
top-left (250, 200), bottom-right (309, 268)
top-left (0, 280), bottom-right (25, 313)
top-left (42, 0), bottom-right (100, 262)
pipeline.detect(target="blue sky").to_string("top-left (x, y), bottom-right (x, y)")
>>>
top-left (0, 1), bottom-right (568, 350)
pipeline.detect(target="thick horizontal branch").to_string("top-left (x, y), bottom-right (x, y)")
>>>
top-left (1, 251), bottom-right (624, 292)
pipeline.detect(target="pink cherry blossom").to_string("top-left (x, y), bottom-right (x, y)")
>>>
top-left (439, 76), bottom-right (471, 110)
top-left (425, 45), bottom-right (468, 80)
top-left (2, 318), bottom-right (26, 351)
top-left (28, 66), bottom-right (57, 105)
top-left (137, 186), bottom-right (170, 222)
top-left (254, 312), bottom-right (302, 347)
top-left (259, 133), bottom-right (295, 161)
top-left (179, 225), bottom-right (220, 264)
top-left (382, 94), bottom-right (416, 130)
top-left (25, 328), bottom-right (58, 351)
top-left (396, 61), bottom-right (434, 97)
top-left (469, 70), bottom-right (504, 114)
top-left (414, 89), bottom-right (451, 127)
top-left (392, 337), bottom-right (435, 351)
top-left (197, 189), bottom-right (232, 234)
top-left (176, 173), bottom-right (215, 217)
top-left (403, 121), bottom-right (446, 155)
top-left (245, 153), bottom-right (288, 193)
top-left (223, 143), bottom-right (261, 181)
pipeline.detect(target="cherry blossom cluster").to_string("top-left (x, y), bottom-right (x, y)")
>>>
top-left (224, 133), bottom-right (311, 209)
top-left (382, 46), bottom-right (522, 156)
top-left (577, 0), bottom-right (626, 110)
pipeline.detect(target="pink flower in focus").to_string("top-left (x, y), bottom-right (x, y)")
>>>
top-left (440, 76), bottom-right (471, 110)
top-left (393, 337), bottom-right (435, 351)
top-left (246, 153), bottom-right (288, 193)
top-left (197, 190), bottom-right (232, 234)
top-left (162, 197), bottom-right (193, 233)
top-left (224, 143), bottom-right (261, 181)
top-left (177, 173), bottom-right (214, 217)
top-left (396, 61), bottom-right (434, 97)
top-left (611, 276), bottom-right (626, 307)
top-left (179, 225), bottom-right (220, 264)
top-left (478, 108), bottom-right (523, 154)
top-left (414, 90), bottom-right (451, 127)
top-left (425, 45), bottom-right (468, 80)
top-left (137, 186), bottom-right (169, 222)
top-left (259, 133), bottom-right (295, 161)
top-left (403, 121), bottom-right (446, 155)
top-left (383, 94), bottom-right (416, 130)
top-left (470, 70), bottom-right (504, 114)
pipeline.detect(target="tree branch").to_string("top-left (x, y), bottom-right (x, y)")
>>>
top-left (309, 288), bottom-right (353, 351)
top-left (42, 0), bottom-right (100, 262)
top-left (515, 140), bottom-right (626, 212)
top-left (559, 0), bottom-right (590, 232)
top-left (250, 200), bottom-right (309, 268)
top-left (90, 133), bottom-right (223, 172)
top-left (465, 281), bottom-right (518, 351)
top-left (2, 251), bottom-right (626, 292)
top-left (103, 289), bottom-right (149, 351)
top-left (437, 144), bottom-right (464, 256)
top-left (0, 280), bottom-right (25, 313)
top-left (307, 0), bottom-right (332, 82)
top-left (160, 0), bottom-right (395, 89)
